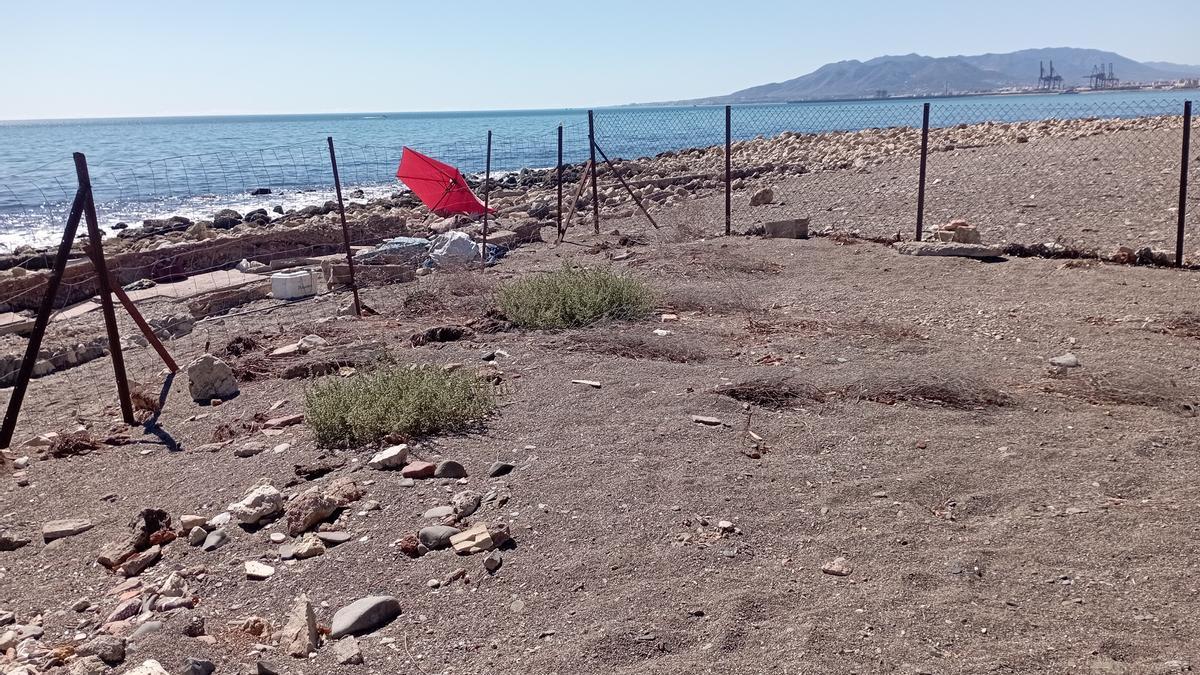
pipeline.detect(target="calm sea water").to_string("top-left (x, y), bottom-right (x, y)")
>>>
top-left (0, 89), bottom-right (1193, 248)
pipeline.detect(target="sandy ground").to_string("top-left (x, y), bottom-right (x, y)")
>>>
top-left (3, 197), bottom-right (1200, 674)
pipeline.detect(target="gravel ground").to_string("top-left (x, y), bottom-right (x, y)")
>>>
top-left (3, 213), bottom-right (1200, 674)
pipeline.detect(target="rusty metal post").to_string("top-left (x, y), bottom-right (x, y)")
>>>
top-left (78, 153), bottom-right (135, 426)
top-left (915, 102), bottom-right (931, 241)
top-left (327, 137), bottom-right (363, 316)
top-left (556, 124), bottom-right (564, 240)
top-left (0, 190), bottom-right (85, 448)
top-left (588, 110), bottom-right (600, 233)
top-left (482, 130), bottom-right (492, 271)
top-left (108, 280), bottom-right (178, 373)
top-left (725, 105), bottom-right (732, 235)
top-left (1176, 100), bottom-right (1192, 268)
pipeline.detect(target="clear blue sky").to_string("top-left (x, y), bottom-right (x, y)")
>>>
top-left (1, 0), bottom-right (1195, 119)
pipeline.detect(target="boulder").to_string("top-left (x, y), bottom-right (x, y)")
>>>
top-left (186, 354), bottom-right (239, 402)
top-left (329, 596), bottom-right (401, 639)
top-left (762, 218), bottom-right (809, 239)
top-left (211, 209), bottom-right (242, 229)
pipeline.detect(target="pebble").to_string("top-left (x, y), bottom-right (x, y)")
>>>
top-left (201, 529), bottom-right (229, 552)
top-left (484, 550), bottom-right (503, 573)
top-left (423, 505), bottom-right (454, 519)
top-left (329, 596), bottom-right (401, 639)
top-left (427, 579), bottom-right (441, 589)
top-left (315, 531), bottom-right (352, 547)
top-left (821, 557), bottom-right (854, 577)
top-left (434, 460), bottom-right (467, 479)
top-left (1049, 353), bottom-right (1081, 368)
top-left (690, 415), bottom-right (724, 426)
top-left (334, 636), bottom-right (364, 665)
top-left (487, 461), bottom-right (515, 477)
top-left (188, 527), bottom-right (208, 547)
top-left (245, 561), bottom-right (276, 580)
top-left (269, 532), bottom-right (287, 544)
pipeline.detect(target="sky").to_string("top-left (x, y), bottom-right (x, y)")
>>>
top-left (1, 0), bottom-right (1196, 120)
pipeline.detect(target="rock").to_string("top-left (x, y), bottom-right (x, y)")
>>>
top-left (270, 532), bottom-right (287, 543)
top-left (183, 659), bottom-right (216, 675)
top-left (129, 620), bottom-right (163, 641)
top-left (206, 512), bottom-right (231, 529)
top-left (1049, 353), bottom-right (1081, 368)
top-left (893, 241), bottom-right (1003, 258)
top-left (484, 550), bottom-right (503, 573)
top-left (280, 596), bottom-right (318, 658)
top-left (285, 490), bottom-right (338, 536)
top-left (329, 596), bottom-right (401, 639)
top-left (334, 635), bottom-right (365, 665)
top-left (0, 529), bottom-right (31, 551)
top-left (69, 655), bottom-right (110, 675)
top-left (186, 354), bottom-right (239, 402)
top-left (212, 209), bottom-right (242, 229)
top-left (763, 218), bottom-right (809, 239)
top-left (117, 545), bottom-right (161, 577)
top-left (228, 484), bottom-right (284, 524)
top-left (292, 534), bottom-right (326, 559)
top-left (42, 518), bottom-right (93, 542)
top-left (71, 598), bottom-right (91, 612)
top-left (234, 442), bottom-right (267, 458)
top-left (245, 561), bottom-right (276, 580)
top-left (419, 525), bottom-right (460, 550)
top-left (263, 413), bottom-right (304, 429)
top-left (368, 445), bottom-right (408, 470)
top-left (423, 505), bottom-right (454, 519)
top-left (396, 534), bottom-right (421, 558)
top-left (179, 515), bottom-right (207, 531)
top-left (297, 335), bottom-right (327, 352)
top-left (201, 528), bottom-right (229, 552)
top-left (401, 461), bottom-right (436, 479)
top-left (487, 461), bottom-right (515, 477)
top-left (106, 598), bottom-right (142, 623)
top-left (324, 477), bottom-right (363, 506)
top-left (249, 187), bottom-right (272, 196)
top-left (451, 491), bottom-right (481, 519)
top-left (77, 634), bottom-right (126, 665)
top-left (124, 660), bottom-right (170, 675)
top-left (690, 415), bottom-right (724, 426)
top-left (183, 616), bottom-right (206, 638)
top-left (749, 187), bottom-right (775, 206)
top-left (434, 460), bottom-right (467, 478)
top-left (821, 556), bottom-right (853, 576)
top-left (188, 526), bottom-right (207, 546)
top-left (97, 508), bottom-right (173, 570)
top-left (450, 521), bottom-right (509, 555)
top-left (315, 531), bottom-right (352, 547)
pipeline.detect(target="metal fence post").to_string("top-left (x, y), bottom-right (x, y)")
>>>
top-left (326, 137), bottom-right (362, 316)
top-left (916, 102), bottom-right (931, 241)
top-left (482, 130), bottom-right (492, 271)
top-left (0, 189), bottom-right (86, 448)
top-left (725, 104), bottom-right (732, 235)
top-left (557, 124), bottom-right (564, 240)
top-left (78, 152), bottom-right (135, 426)
top-left (1176, 100), bottom-right (1192, 268)
top-left (588, 110), bottom-right (600, 233)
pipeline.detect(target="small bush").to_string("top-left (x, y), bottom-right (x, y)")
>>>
top-left (305, 367), bottom-right (494, 448)
top-left (498, 267), bottom-right (653, 329)
top-left (719, 376), bottom-right (826, 408)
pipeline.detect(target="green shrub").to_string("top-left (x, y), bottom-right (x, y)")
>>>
top-left (497, 267), bottom-right (654, 329)
top-left (305, 367), bottom-right (494, 448)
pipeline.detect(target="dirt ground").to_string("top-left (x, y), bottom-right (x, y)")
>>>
top-left (3, 199), bottom-right (1200, 674)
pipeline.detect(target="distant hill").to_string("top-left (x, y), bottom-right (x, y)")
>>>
top-left (686, 48), bottom-right (1199, 105)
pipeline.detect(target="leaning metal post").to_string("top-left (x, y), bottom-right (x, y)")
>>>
top-left (326, 137), bottom-right (363, 316)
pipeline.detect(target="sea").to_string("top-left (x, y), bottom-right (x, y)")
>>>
top-left (0, 89), bottom-right (1193, 248)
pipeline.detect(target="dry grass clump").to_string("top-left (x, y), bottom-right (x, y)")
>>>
top-left (718, 376), bottom-right (826, 409)
top-left (841, 362), bottom-right (1008, 409)
top-left (1045, 370), bottom-right (1195, 415)
top-left (1156, 312), bottom-right (1200, 339)
top-left (47, 430), bottom-right (101, 458)
top-left (664, 285), bottom-right (764, 315)
top-left (305, 366), bottom-right (495, 448)
top-left (568, 333), bottom-right (709, 364)
top-left (401, 288), bottom-right (447, 315)
top-left (498, 267), bottom-right (653, 329)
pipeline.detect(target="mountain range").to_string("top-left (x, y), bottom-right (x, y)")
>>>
top-left (688, 48), bottom-right (1200, 104)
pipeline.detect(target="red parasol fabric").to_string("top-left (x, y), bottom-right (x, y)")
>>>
top-left (395, 147), bottom-right (493, 217)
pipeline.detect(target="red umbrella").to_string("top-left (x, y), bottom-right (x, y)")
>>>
top-left (395, 147), bottom-right (492, 217)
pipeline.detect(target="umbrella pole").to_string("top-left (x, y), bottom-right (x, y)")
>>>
top-left (327, 137), bottom-right (363, 317)
top-left (482, 130), bottom-right (492, 272)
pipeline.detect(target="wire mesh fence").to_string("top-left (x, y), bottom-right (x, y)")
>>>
top-left (0, 97), bottom-right (1195, 446)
